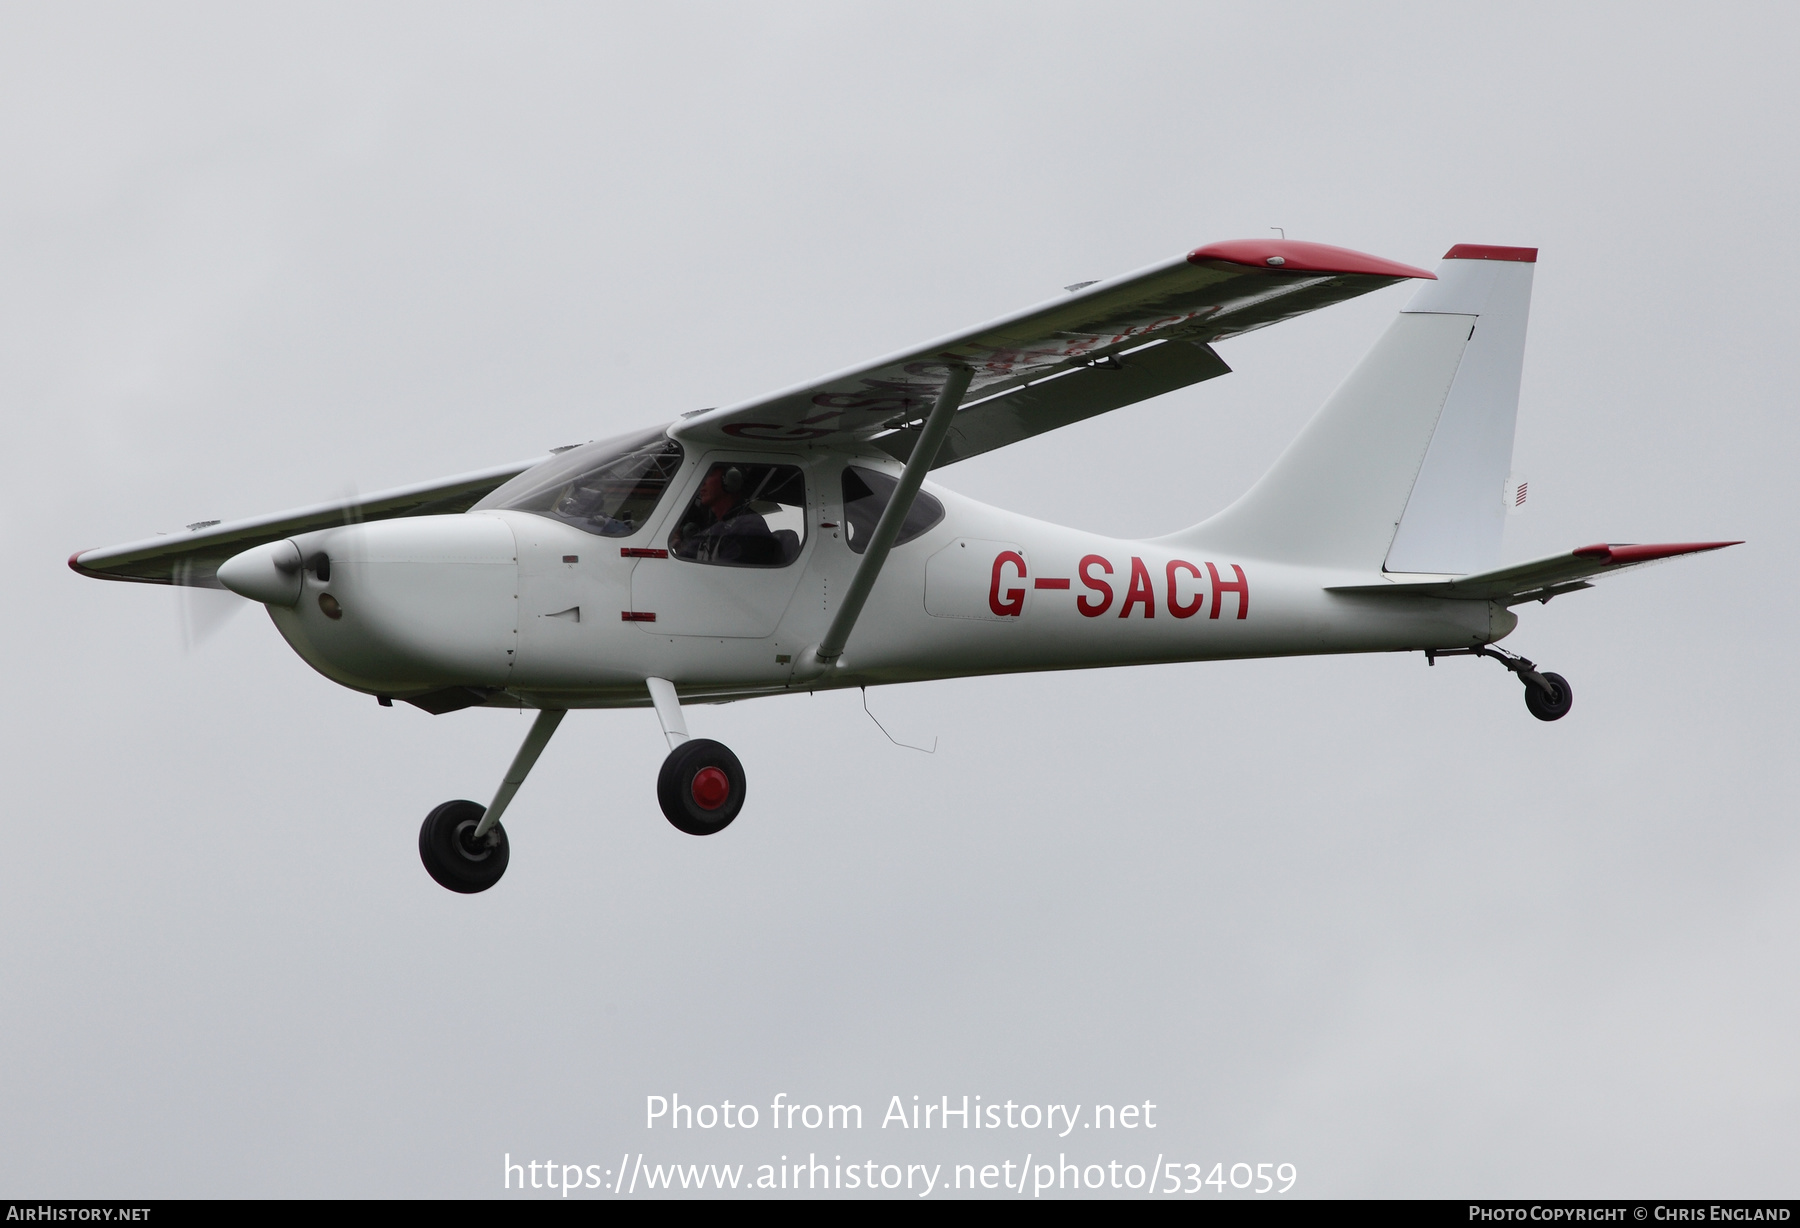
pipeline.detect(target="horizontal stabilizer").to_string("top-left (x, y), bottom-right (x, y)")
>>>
top-left (1327, 541), bottom-right (1742, 604)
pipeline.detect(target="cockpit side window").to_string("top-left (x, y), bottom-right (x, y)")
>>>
top-left (668, 463), bottom-right (807, 567)
top-left (841, 465), bottom-right (945, 555)
top-left (473, 429), bottom-right (684, 538)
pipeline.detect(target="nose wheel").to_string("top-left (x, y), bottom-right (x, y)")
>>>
top-left (658, 738), bottom-right (746, 835)
top-left (419, 799), bottom-right (510, 893)
top-left (416, 707), bottom-right (566, 894)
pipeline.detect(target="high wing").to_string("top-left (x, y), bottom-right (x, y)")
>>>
top-left (1328, 541), bottom-right (1743, 605)
top-left (70, 456), bottom-right (551, 586)
top-left (71, 238), bottom-right (1432, 587)
top-left (673, 239), bottom-right (1435, 466)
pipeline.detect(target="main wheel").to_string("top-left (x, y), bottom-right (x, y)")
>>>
top-left (1523, 671), bottom-right (1574, 722)
top-left (657, 738), bottom-right (746, 836)
top-left (418, 799), bottom-right (509, 893)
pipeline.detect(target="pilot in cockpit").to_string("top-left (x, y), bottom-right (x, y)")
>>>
top-left (669, 466), bottom-right (779, 564)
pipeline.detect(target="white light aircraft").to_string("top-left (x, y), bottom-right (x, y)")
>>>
top-left (72, 239), bottom-right (1738, 893)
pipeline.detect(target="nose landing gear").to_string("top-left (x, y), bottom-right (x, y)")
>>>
top-left (419, 799), bottom-right (509, 893)
top-left (1427, 645), bottom-right (1574, 722)
top-left (417, 707), bottom-right (566, 894)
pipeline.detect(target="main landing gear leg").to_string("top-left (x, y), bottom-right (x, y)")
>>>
top-left (648, 677), bottom-right (745, 836)
top-left (1427, 646), bottom-right (1574, 722)
top-left (418, 707), bottom-right (566, 894)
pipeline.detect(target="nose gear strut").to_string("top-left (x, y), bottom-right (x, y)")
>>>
top-left (417, 707), bottom-right (567, 893)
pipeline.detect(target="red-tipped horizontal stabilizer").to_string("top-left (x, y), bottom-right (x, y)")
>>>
top-left (1328, 541), bottom-right (1743, 604)
top-left (1571, 541), bottom-right (1740, 564)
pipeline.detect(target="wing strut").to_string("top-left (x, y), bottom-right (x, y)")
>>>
top-left (802, 364), bottom-right (973, 674)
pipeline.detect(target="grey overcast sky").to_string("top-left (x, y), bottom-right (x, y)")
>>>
top-left (2, 2), bottom-right (1795, 1199)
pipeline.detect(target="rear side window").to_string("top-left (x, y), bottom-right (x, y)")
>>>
top-left (841, 465), bottom-right (944, 555)
top-left (668, 463), bottom-right (807, 567)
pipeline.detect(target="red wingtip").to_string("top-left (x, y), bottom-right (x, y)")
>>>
top-left (1444, 244), bottom-right (1538, 263)
top-left (1188, 239), bottom-right (1435, 280)
top-left (1573, 541), bottom-right (1742, 564)
top-left (68, 550), bottom-right (100, 578)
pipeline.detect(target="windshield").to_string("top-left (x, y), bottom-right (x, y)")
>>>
top-left (473, 428), bottom-right (684, 538)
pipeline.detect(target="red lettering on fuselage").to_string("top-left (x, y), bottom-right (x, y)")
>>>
top-left (1119, 556), bottom-right (1155, 618)
top-left (1166, 560), bottom-right (1204, 618)
top-left (998, 552), bottom-right (1248, 623)
top-left (1207, 561), bottom-right (1248, 619)
top-left (989, 551), bottom-right (1026, 616)
top-left (1077, 555), bottom-right (1114, 616)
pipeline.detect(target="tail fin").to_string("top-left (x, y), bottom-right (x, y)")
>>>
top-left (1178, 245), bottom-right (1535, 574)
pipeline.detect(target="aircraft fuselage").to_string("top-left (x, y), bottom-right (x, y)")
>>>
top-left (267, 449), bottom-right (1512, 711)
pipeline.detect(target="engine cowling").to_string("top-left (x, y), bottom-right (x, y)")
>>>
top-left (258, 514), bottom-right (521, 698)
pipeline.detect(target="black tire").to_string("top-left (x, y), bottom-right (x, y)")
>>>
top-left (657, 738), bottom-right (746, 836)
top-left (1523, 671), bottom-right (1574, 722)
top-left (419, 799), bottom-right (509, 893)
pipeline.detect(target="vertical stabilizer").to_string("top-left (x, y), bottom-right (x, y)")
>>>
top-left (1384, 246), bottom-right (1536, 573)
top-left (1176, 244), bottom-right (1535, 575)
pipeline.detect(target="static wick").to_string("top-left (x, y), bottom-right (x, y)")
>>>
top-left (862, 687), bottom-right (937, 754)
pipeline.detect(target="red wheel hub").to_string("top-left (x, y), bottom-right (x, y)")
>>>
top-left (690, 766), bottom-right (731, 811)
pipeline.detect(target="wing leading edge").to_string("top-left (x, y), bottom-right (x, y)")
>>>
top-left (70, 456), bottom-right (550, 586)
top-left (676, 239), bottom-right (1435, 466)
